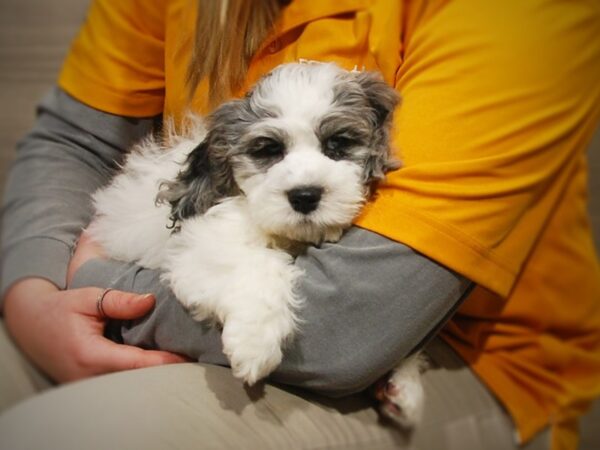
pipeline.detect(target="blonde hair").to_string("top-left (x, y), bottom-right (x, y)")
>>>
top-left (187, 0), bottom-right (286, 108)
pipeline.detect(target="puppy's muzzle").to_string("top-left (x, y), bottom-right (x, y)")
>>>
top-left (287, 186), bottom-right (323, 214)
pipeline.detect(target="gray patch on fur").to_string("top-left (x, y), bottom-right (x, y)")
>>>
top-left (235, 126), bottom-right (291, 171)
top-left (328, 71), bottom-right (401, 183)
top-left (157, 97), bottom-right (275, 223)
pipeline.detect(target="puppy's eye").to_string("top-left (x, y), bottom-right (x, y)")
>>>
top-left (250, 138), bottom-right (285, 160)
top-left (323, 135), bottom-right (357, 161)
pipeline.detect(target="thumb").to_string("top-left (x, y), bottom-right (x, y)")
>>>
top-left (85, 289), bottom-right (157, 320)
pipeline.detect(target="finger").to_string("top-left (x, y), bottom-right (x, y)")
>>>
top-left (75, 288), bottom-right (156, 320)
top-left (99, 290), bottom-right (156, 320)
top-left (92, 339), bottom-right (190, 373)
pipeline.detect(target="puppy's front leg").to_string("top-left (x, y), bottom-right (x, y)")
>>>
top-left (163, 202), bottom-right (303, 385)
top-left (219, 252), bottom-right (302, 384)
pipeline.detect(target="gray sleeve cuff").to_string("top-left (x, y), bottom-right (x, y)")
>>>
top-left (0, 237), bottom-right (72, 310)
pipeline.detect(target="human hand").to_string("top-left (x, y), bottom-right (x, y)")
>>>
top-left (4, 278), bottom-right (188, 383)
top-left (67, 229), bottom-right (106, 287)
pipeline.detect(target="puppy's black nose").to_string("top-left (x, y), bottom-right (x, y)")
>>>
top-left (287, 186), bottom-right (323, 214)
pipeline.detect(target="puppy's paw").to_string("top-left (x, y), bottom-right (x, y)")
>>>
top-left (377, 374), bottom-right (424, 428)
top-left (321, 226), bottom-right (345, 243)
top-left (221, 324), bottom-right (284, 385)
top-left (229, 346), bottom-right (282, 386)
top-left (178, 299), bottom-right (211, 322)
top-left (376, 353), bottom-right (428, 429)
top-left (190, 306), bottom-right (212, 322)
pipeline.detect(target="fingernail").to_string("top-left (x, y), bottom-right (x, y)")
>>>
top-left (139, 293), bottom-right (155, 300)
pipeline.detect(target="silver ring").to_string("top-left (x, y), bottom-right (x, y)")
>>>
top-left (96, 288), bottom-right (113, 319)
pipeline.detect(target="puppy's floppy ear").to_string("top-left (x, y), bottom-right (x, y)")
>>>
top-left (354, 71), bottom-right (400, 127)
top-left (157, 132), bottom-right (239, 224)
top-left (355, 71), bottom-right (402, 182)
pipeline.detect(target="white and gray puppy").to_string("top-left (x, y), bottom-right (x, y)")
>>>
top-left (90, 62), bottom-right (425, 427)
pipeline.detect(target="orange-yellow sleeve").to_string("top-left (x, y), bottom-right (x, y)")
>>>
top-left (356, 0), bottom-right (600, 297)
top-left (58, 0), bottom-right (166, 117)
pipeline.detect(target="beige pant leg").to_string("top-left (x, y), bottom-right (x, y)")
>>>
top-left (412, 338), bottom-right (550, 450)
top-left (0, 321), bottom-right (53, 413)
top-left (0, 337), bottom-right (550, 450)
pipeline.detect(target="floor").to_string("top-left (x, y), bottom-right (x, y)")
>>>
top-left (0, 1), bottom-right (599, 448)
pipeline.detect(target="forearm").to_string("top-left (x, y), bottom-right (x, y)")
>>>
top-left (0, 87), bottom-right (157, 305)
top-left (276, 227), bottom-right (472, 395)
top-left (70, 227), bottom-right (472, 397)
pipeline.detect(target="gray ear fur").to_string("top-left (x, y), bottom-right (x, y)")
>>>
top-left (354, 71), bottom-right (402, 182)
top-left (157, 98), bottom-right (258, 225)
top-left (157, 132), bottom-right (239, 226)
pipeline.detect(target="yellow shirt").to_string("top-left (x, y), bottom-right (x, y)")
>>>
top-left (58, 1), bottom-right (600, 448)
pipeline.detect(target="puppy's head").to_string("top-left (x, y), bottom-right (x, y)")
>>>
top-left (163, 62), bottom-right (400, 242)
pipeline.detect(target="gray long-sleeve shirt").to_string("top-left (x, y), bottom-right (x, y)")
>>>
top-left (1, 88), bottom-right (472, 396)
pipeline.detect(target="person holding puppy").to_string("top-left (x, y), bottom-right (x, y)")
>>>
top-left (1, 1), bottom-right (599, 449)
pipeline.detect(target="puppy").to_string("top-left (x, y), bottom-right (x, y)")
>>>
top-left (89, 62), bottom-right (424, 427)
